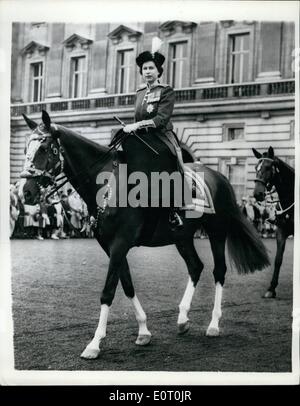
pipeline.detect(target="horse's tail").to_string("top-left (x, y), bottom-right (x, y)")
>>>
top-left (210, 172), bottom-right (270, 274)
top-left (226, 204), bottom-right (270, 274)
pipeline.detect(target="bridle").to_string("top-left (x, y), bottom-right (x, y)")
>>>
top-left (254, 157), bottom-right (276, 191)
top-left (21, 117), bottom-right (157, 215)
top-left (22, 124), bottom-right (65, 193)
top-left (22, 123), bottom-right (122, 201)
top-left (254, 156), bottom-right (294, 217)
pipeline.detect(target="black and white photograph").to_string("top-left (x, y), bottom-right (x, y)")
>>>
top-left (0, 0), bottom-right (299, 387)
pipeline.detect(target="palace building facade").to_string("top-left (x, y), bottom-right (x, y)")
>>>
top-left (10, 21), bottom-right (295, 202)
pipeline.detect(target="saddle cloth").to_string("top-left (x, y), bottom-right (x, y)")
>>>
top-left (183, 162), bottom-right (215, 215)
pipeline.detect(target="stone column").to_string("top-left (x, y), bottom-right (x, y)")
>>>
top-left (194, 22), bottom-right (217, 86)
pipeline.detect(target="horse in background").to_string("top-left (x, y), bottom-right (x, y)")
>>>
top-left (18, 111), bottom-right (269, 359)
top-left (253, 146), bottom-right (294, 298)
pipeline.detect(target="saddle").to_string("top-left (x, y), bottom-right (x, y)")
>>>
top-left (109, 152), bottom-right (215, 216)
top-left (104, 133), bottom-right (216, 218)
top-left (182, 162), bottom-right (215, 215)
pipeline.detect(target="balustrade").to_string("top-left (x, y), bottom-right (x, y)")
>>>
top-left (11, 80), bottom-right (295, 117)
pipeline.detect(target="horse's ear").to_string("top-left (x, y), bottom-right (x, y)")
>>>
top-left (42, 110), bottom-right (51, 131)
top-left (268, 146), bottom-right (274, 159)
top-left (252, 148), bottom-right (262, 159)
top-left (22, 114), bottom-right (38, 130)
top-left (42, 110), bottom-right (60, 138)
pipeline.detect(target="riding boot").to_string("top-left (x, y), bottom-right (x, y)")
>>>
top-left (169, 208), bottom-right (183, 230)
top-left (174, 146), bottom-right (195, 211)
top-left (180, 175), bottom-right (196, 211)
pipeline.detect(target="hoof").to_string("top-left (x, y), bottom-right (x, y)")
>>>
top-left (263, 290), bottom-right (276, 299)
top-left (80, 347), bottom-right (100, 359)
top-left (206, 326), bottom-right (220, 337)
top-left (135, 334), bottom-right (151, 346)
top-left (178, 321), bottom-right (190, 335)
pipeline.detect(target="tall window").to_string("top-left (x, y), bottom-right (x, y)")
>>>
top-left (31, 62), bottom-right (43, 102)
top-left (169, 41), bottom-right (188, 88)
top-left (70, 56), bottom-right (86, 98)
top-left (227, 161), bottom-right (246, 203)
top-left (117, 49), bottom-right (134, 94)
top-left (228, 33), bottom-right (250, 83)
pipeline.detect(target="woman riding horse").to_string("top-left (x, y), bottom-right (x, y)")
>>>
top-left (19, 111), bottom-right (270, 359)
top-left (122, 50), bottom-right (188, 229)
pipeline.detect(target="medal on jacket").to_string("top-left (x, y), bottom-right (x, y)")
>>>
top-left (146, 104), bottom-right (154, 113)
top-left (142, 89), bottom-right (150, 105)
top-left (147, 91), bottom-right (161, 102)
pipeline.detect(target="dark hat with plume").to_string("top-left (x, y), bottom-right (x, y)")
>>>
top-left (136, 37), bottom-right (165, 72)
top-left (136, 51), bottom-right (165, 69)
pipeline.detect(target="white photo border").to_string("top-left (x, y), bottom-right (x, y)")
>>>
top-left (0, 0), bottom-right (299, 386)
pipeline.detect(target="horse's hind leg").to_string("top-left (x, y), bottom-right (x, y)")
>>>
top-left (264, 227), bottom-right (287, 299)
top-left (120, 259), bottom-right (151, 346)
top-left (176, 239), bottom-right (204, 334)
top-left (206, 228), bottom-right (227, 337)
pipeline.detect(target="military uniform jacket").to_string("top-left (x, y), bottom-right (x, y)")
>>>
top-left (134, 82), bottom-right (179, 156)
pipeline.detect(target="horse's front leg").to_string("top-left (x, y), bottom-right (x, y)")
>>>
top-left (80, 242), bottom-right (128, 360)
top-left (80, 303), bottom-right (110, 359)
top-left (264, 227), bottom-right (287, 299)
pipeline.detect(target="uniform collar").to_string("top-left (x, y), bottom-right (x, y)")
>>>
top-left (146, 80), bottom-right (159, 90)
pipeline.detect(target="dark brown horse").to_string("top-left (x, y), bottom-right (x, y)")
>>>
top-left (19, 111), bottom-right (269, 359)
top-left (253, 146), bottom-right (294, 298)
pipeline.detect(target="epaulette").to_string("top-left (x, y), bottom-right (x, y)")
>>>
top-left (136, 84), bottom-right (147, 92)
top-left (156, 83), bottom-right (169, 88)
top-left (136, 83), bottom-right (170, 92)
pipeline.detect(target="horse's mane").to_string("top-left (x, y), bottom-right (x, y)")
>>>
top-left (51, 124), bottom-right (116, 211)
top-left (56, 124), bottom-right (110, 155)
top-left (261, 150), bottom-right (295, 175)
top-left (274, 156), bottom-right (295, 175)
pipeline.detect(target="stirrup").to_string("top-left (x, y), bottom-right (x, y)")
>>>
top-left (169, 211), bottom-right (183, 230)
top-left (179, 203), bottom-right (196, 211)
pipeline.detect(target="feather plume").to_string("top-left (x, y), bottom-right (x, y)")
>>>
top-left (151, 37), bottom-right (163, 54)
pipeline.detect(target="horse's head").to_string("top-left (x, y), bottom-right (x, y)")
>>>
top-left (19, 111), bottom-right (63, 204)
top-left (252, 146), bottom-right (279, 202)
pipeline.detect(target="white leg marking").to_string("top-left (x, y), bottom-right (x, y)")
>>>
top-left (131, 295), bottom-right (151, 345)
top-left (206, 282), bottom-right (223, 336)
top-left (178, 277), bottom-right (195, 325)
top-left (81, 304), bottom-right (109, 359)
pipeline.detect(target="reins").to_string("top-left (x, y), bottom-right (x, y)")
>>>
top-left (254, 157), bottom-right (275, 188)
top-left (45, 116), bottom-right (160, 199)
top-left (45, 129), bottom-right (128, 199)
top-left (255, 157), bottom-right (295, 217)
top-left (276, 201), bottom-right (295, 216)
